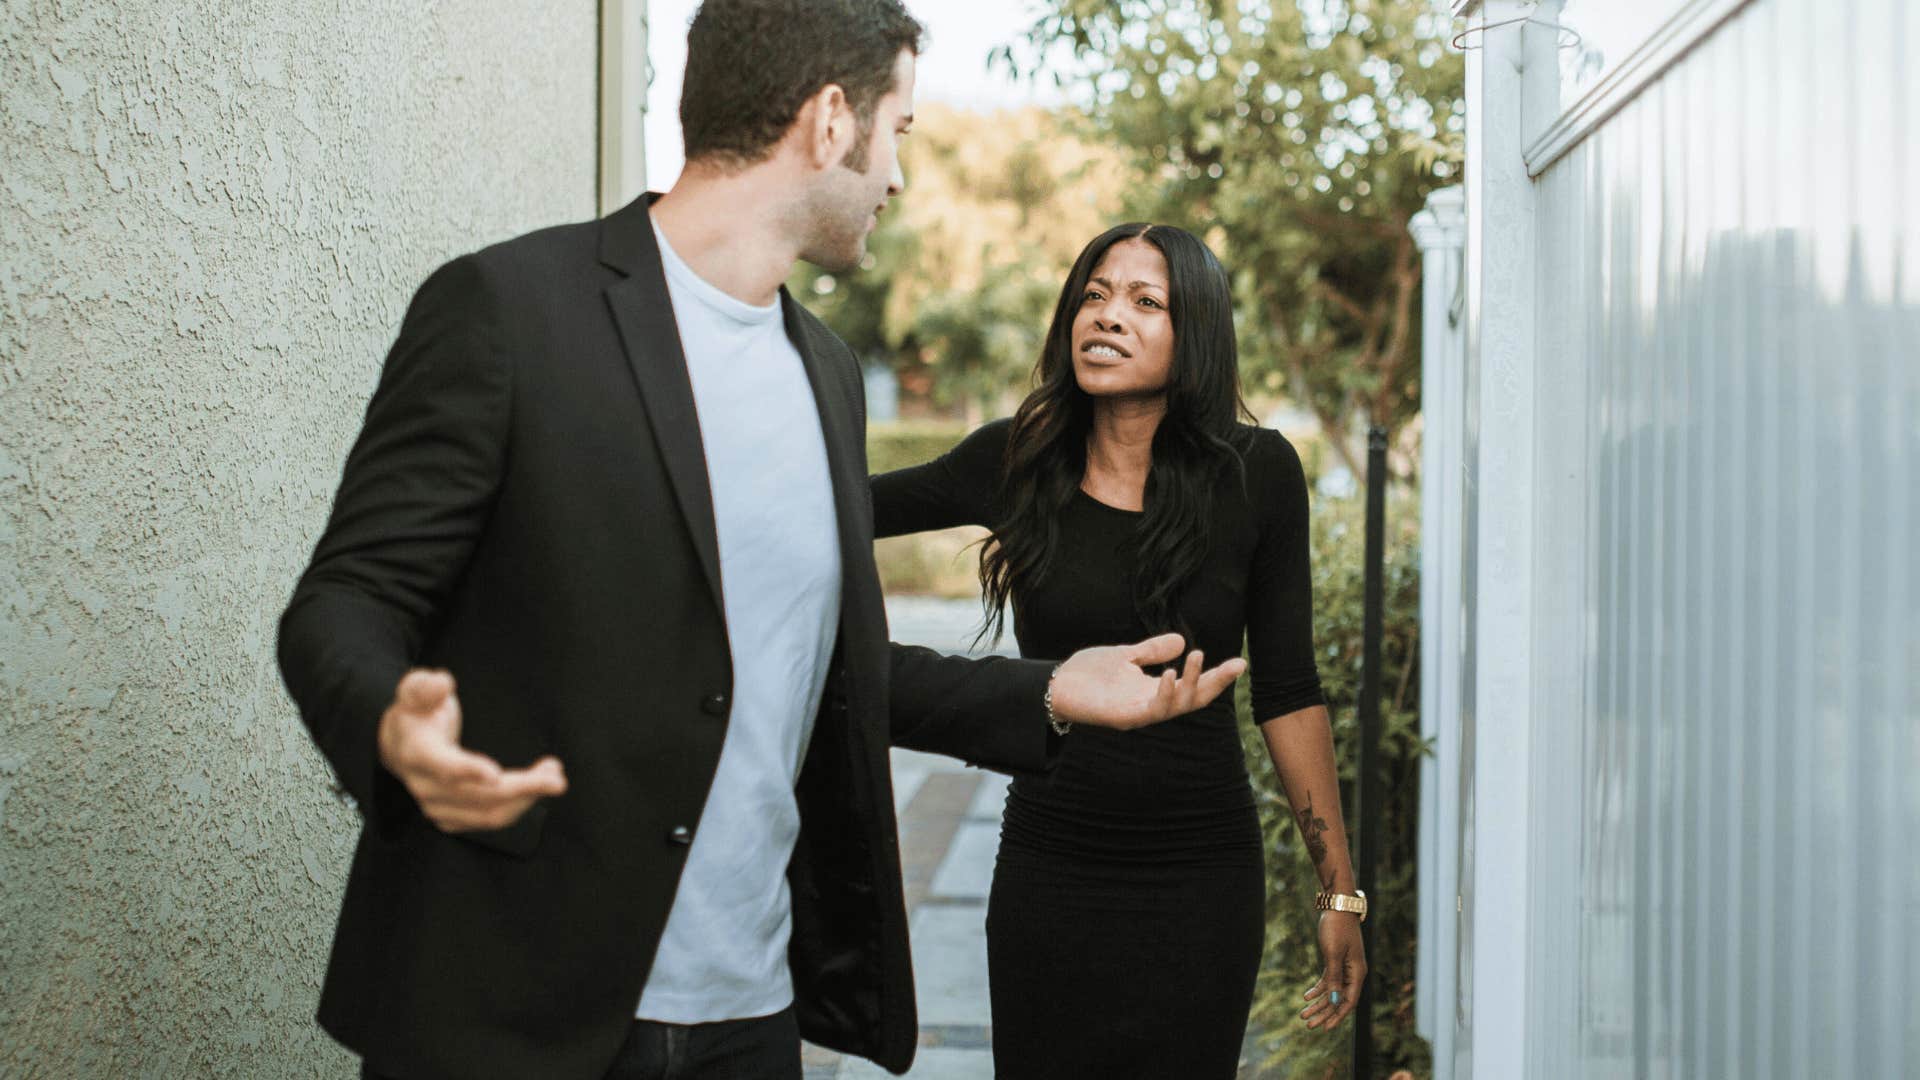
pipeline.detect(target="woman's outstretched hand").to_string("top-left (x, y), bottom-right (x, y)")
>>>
top-left (1301, 910), bottom-right (1367, 1030)
top-left (1048, 633), bottom-right (1248, 730)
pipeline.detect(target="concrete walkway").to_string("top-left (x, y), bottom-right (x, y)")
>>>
top-left (800, 597), bottom-right (1010, 1079)
top-left (799, 749), bottom-right (1008, 1079)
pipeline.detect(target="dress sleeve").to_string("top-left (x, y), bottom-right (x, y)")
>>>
top-left (1245, 429), bottom-right (1327, 722)
top-left (869, 418), bottom-right (1012, 538)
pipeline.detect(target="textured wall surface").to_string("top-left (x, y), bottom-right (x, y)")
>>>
top-left (0, 2), bottom-right (596, 1073)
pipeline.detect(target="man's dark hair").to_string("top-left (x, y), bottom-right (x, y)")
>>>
top-left (681, 0), bottom-right (924, 170)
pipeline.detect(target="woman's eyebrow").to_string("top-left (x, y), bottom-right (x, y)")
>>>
top-left (1089, 275), bottom-right (1167, 292)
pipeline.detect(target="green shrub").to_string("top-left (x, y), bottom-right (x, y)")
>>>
top-left (868, 423), bottom-right (983, 598)
top-left (866, 421), bottom-right (970, 475)
top-left (1239, 491), bottom-right (1429, 1079)
top-left (874, 527), bottom-right (991, 599)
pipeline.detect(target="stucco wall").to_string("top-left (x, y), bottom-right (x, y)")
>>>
top-left (0, 3), bottom-right (596, 1073)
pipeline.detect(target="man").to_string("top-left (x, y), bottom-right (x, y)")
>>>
top-left (278, 2), bottom-right (1246, 1077)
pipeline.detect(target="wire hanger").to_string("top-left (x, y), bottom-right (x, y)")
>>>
top-left (1451, 7), bottom-right (1584, 51)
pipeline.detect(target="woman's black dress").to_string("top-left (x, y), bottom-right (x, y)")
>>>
top-left (872, 419), bottom-right (1326, 1080)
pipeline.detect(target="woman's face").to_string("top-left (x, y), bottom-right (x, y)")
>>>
top-left (1070, 239), bottom-right (1175, 402)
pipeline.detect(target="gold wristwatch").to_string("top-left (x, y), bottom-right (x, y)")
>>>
top-left (1315, 889), bottom-right (1368, 922)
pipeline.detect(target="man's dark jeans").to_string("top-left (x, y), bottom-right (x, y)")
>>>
top-left (362, 1006), bottom-right (803, 1080)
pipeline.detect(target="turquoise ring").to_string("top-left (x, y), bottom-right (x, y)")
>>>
top-left (1329, 990), bottom-right (1342, 1006)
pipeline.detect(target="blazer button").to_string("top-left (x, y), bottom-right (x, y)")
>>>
top-left (701, 692), bottom-right (729, 716)
top-left (668, 825), bottom-right (693, 846)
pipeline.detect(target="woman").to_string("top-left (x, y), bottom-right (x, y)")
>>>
top-left (871, 224), bottom-right (1366, 1077)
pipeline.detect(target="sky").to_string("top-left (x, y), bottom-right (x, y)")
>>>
top-left (642, 0), bottom-right (1068, 188)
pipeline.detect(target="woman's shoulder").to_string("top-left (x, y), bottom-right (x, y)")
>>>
top-left (1224, 425), bottom-right (1312, 529)
top-left (1230, 423), bottom-right (1307, 477)
top-left (950, 416), bottom-right (1016, 468)
top-left (965, 415), bottom-right (1017, 443)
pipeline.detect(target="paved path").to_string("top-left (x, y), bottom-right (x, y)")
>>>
top-left (801, 597), bottom-right (1009, 1079)
top-left (799, 750), bottom-right (1008, 1080)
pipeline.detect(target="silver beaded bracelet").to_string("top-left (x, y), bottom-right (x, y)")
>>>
top-left (1044, 663), bottom-right (1071, 735)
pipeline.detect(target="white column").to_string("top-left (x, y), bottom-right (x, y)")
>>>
top-left (1408, 184), bottom-right (1465, 1076)
top-left (1452, 0), bottom-right (1558, 1075)
top-left (599, 0), bottom-right (650, 214)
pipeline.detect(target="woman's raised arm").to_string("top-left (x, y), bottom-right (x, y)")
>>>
top-left (869, 417), bottom-right (1012, 538)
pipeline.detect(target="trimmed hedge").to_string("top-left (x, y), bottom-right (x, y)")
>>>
top-left (868, 423), bottom-right (981, 598)
top-left (867, 421), bottom-right (970, 476)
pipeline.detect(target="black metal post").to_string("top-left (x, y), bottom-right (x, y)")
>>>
top-left (1352, 425), bottom-right (1389, 1079)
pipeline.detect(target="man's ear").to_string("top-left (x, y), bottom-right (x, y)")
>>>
top-left (796, 82), bottom-right (853, 170)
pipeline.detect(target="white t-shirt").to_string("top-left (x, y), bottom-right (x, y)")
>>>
top-left (634, 222), bottom-right (843, 1023)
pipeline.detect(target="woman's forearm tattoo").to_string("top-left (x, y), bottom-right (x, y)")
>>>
top-left (1295, 792), bottom-right (1330, 869)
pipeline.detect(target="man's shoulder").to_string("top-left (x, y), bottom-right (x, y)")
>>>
top-left (462, 216), bottom-right (604, 283)
top-left (404, 216), bottom-right (611, 329)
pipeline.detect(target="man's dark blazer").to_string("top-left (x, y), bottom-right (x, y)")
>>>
top-left (278, 194), bottom-right (1054, 1080)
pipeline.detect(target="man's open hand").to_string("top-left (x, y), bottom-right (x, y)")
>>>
top-left (1048, 633), bottom-right (1248, 731)
top-left (378, 669), bottom-right (567, 833)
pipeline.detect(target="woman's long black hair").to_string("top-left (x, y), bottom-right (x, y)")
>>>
top-left (979, 223), bottom-right (1253, 644)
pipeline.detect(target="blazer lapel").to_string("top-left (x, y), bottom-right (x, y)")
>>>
top-left (780, 292), bottom-right (866, 581)
top-left (780, 291), bottom-right (885, 757)
top-left (599, 196), bottom-right (725, 617)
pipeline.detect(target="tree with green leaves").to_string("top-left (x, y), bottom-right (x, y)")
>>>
top-left (1000, 0), bottom-right (1464, 477)
top-left (789, 104), bottom-right (1126, 420)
